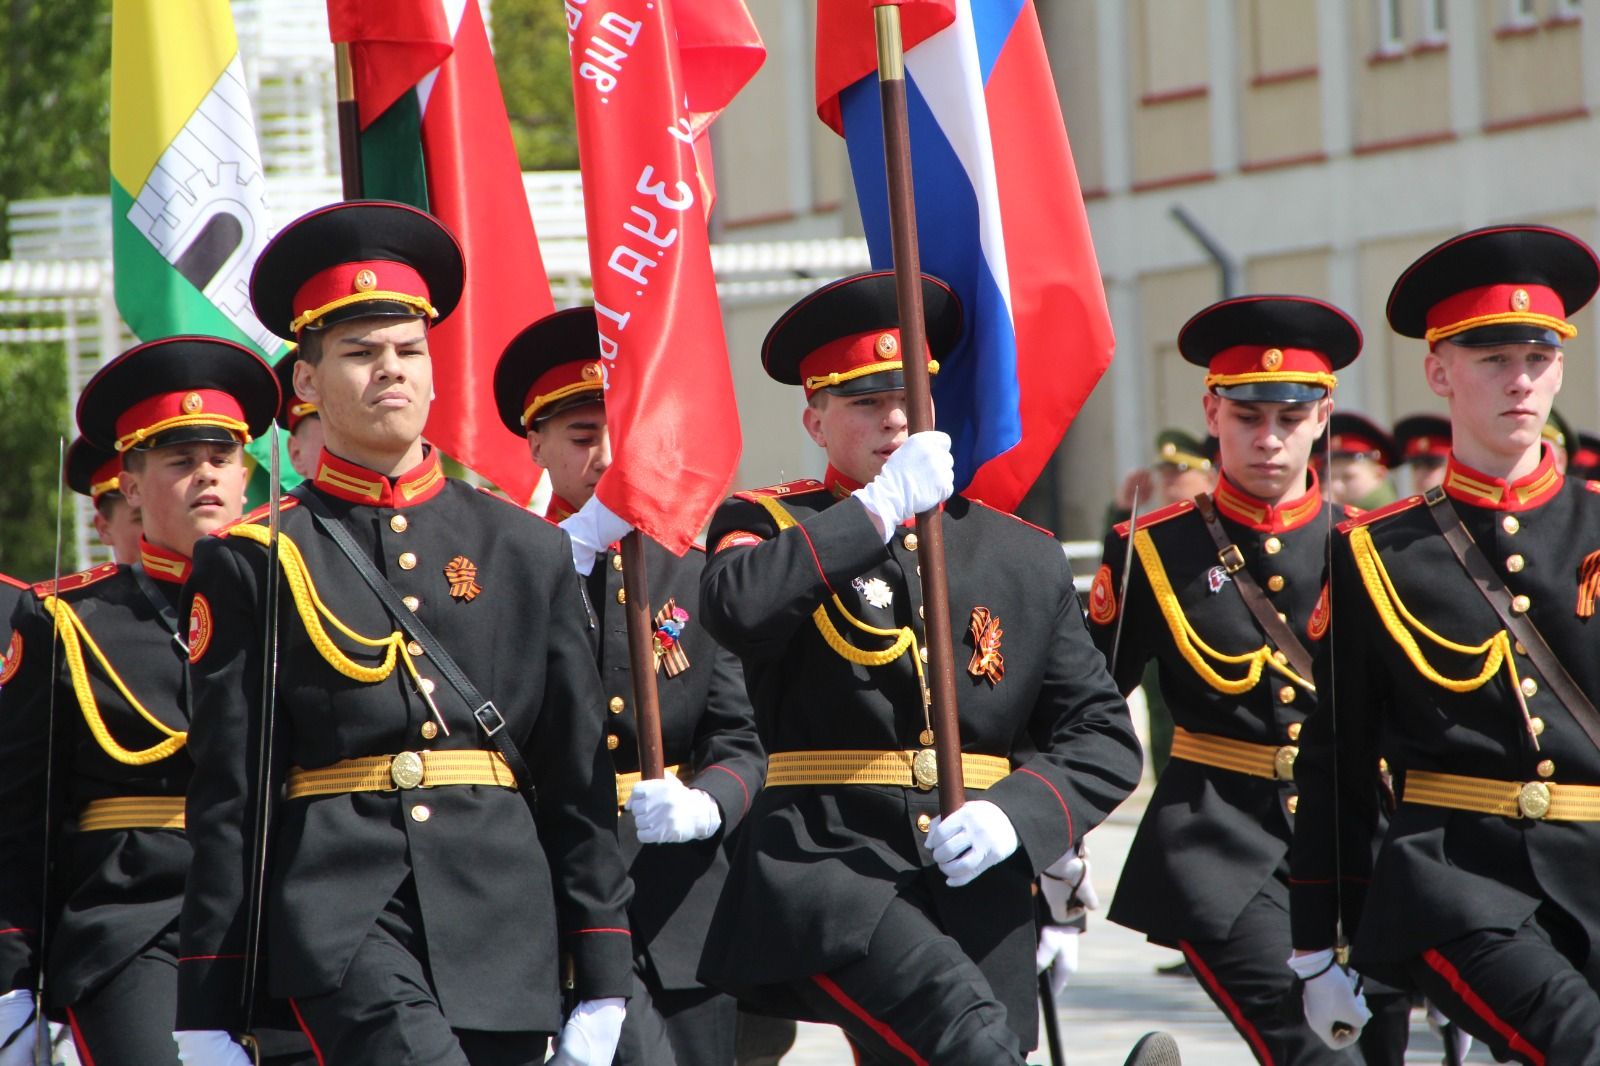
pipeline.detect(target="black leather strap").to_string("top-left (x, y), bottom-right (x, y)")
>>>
top-left (292, 488), bottom-right (537, 802)
top-left (1194, 493), bottom-right (1317, 691)
top-left (1424, 487), bottom-right (1600, 755)
top-left (129, 563), bottom-right (185, 649)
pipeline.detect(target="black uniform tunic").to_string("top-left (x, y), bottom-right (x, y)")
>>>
top-left (177, 448), bottom-right (633, 1036)
top-left (697, 474), bottom-right (1140, 1049)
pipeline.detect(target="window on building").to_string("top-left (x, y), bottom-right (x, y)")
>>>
top-left (1140, 0), bottom-right (1209, 97)
top-left (1551, 0), bottom-right (1583, 20)
top-left (1419, 0), bottom-right (1447, 42)
top-left (1506, 0), bottom-right (1538, 26)
top-left (1376, 0), bottom-right (1405, 54)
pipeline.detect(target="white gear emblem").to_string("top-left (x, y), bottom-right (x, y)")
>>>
top-left (852, 576), bottom-right (894, 609)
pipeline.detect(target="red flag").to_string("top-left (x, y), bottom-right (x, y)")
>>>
top-left (570, 0), bottom-right (763, 554)
top-left (814, 0), bottom-right (955, 133)
top-left (328, 0), bottom-right (546, 503)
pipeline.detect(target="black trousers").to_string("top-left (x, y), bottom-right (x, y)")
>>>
top-left (744, 893), bottom-right (1025, 1066)
top-left (617, 967), bottom-right (736, 1066)
top-left (1403, 906), bottom-right (1600, 1066)
top-left (289, 886), bottom-right (549, 1066)
top-left (1179, 879), bottom-right (1408, 1066)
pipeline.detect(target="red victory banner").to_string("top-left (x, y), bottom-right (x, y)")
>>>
top-left (568, 0), bottom-right (763, 554)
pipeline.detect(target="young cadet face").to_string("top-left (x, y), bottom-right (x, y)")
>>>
top-left (119, 442), bottom-right (247, 555)
top-left (1425, 341), bottom-right (1562, 470)
top-left (1157, 462), bottom-right (1216, 505)
top-left (527, 401), bottom-right (611, 508)
top-left (287, 415), bottom-right (325, 482)
top-left (802, 387), bottom-right (911, 486)
top-left (1328, 455), bottom-right (1389, 505)
top-left (295, 317), bottom-right (433, 470)
top-left (93, 496), bottom-right (143, 566)
top-left (1202, 394), bottom-right (1329, 502)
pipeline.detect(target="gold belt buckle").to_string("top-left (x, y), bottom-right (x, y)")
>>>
top-left (1518, 780), bottom-right (1551, 820)
top-left (1274, 745), bottom-right (1298, 782)
top-left (912, 749), bottom-right (939, 790)
top-left (391, 751), bottom-right (426, 790)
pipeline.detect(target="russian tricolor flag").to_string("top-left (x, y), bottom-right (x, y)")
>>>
top-left (817, 0), bottom-right (1113, 513)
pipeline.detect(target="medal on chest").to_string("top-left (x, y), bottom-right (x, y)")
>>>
top-left (852, 576), bottom-right (894, 609)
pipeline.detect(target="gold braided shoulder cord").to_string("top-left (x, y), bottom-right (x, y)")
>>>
top-left (43, 597), bottom-right (186, 765)
top-left (1348, 526), bottom-right (1510, 692)
top-left (1132, 530), bottom-right (1313, 696)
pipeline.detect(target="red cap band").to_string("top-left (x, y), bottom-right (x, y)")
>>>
top-left (291, 260), bottom-right (432, 332)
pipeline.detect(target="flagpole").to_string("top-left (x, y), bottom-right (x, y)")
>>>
top-left (334, 42), bottom-right (364, 199)
top-left (873, 2), bottom-right (965, 816)
top-left (619, 533), bottom-right (667, 780)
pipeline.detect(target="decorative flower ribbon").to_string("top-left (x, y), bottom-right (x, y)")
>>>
top-left (654, 598), bottom-right (691, 677)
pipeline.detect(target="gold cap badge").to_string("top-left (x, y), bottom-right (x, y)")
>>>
top-left (181, 391), bottom-right (204, 414)
top-left (1511, 288), bottom-right (1531, 312)
top-left (354, 268), bottom-right (378, 292)
top-left (1261, 348), bottom-right (1284, 372)
top-left (875, 332), bottom-right (899, 358)
top-left (582, 362), bottom-right (603, 380)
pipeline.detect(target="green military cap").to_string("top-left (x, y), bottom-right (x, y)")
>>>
top-left (1153, 429), bottom-right (1213, 472)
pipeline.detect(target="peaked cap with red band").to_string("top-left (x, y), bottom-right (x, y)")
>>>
top-left (1392, 413), bottom-right (1451, 464)
top-left (272, 348), bottom-right (318, 432)
top-left (1179, 294), bottom-right (1361, 403)
top-left (251, 200), bottom-right (465, 340)
top-left (65, 436), bottom-right (122, 502)
top-left (493, 307), bottom-right (605, 435)
top-left (762, 270), bottom-right (963, 397)
top-left (1387, 225), bottom-right (1599, 347)
top-left (77, 337), bottom-right (279, 455)
top-left (1327, 412), bottom-right (1397, 467)
top-left (1570, 430), bottom-right (1600, 481)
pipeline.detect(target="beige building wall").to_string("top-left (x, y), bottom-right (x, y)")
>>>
top-left (1129, 0), bottom-right (1213, 188)
top-left (1238, 0), bottom-right (1325, 169)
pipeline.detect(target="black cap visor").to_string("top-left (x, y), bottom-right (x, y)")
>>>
top-left (1441, 323), bottom-right (1564, 348)
top-left (1213, 380), bottom-right (1329, 403)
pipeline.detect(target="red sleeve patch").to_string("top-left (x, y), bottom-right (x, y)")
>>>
top-left (187, 595), bottom-right (214, 664)
top-left (0, 630), bottom-right (21, 685)
top-left (1088, 564), bottom-right (1117, 625)
top-left (714, 530), bottom-right (764, 554)
top-left (1307, 582), bottom-right (1330, 641)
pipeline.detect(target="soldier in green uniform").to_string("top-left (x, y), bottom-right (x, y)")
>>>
top-left (1326, 413), bottom-right (1397, 511)
top-left (1291, 225), bottom-right (1600, 1063)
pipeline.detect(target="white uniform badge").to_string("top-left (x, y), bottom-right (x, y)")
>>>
top-left (852, 576), bottom-right (894, 609)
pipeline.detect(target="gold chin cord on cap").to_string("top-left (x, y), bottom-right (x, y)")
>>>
top-left (290, 291), bottom-right (439, 335)
top-left (803, 359), bottom-right (939, 392)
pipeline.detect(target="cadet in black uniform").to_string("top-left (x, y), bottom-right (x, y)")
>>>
top-left (0, 336), bottom-right (293, 1065)
top-left (67, 435), bottom-right (142, 565)
top-left (1089, 295), bottom-right (1411, 1065)
top-left (1290, 225), bottom-right (1600, 1063)
top-left (1391, 414), bottom-right (1451, 494)
top-left (492, 307), bottom-right (764, 1066)
top-left (697, 272), bottom-right (1141, 1064)
top-left (271, 347), bottom-right (325, 482)
top-left (175, 202), bottom-right (633, 1066)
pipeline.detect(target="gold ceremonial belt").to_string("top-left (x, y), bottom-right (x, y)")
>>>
top-left (1404, 769), bottom-right (1600, 822)
top-left (285, 750), bottom-right (515, 801)
top-left (765, 750), bottom-right (1011, 792)
top-left (78, 795), bottom-right (186, 832)
top-left (616, 765), bottom-right (683, 809)
top-left (1171, 725), bottom-right (1298, 782)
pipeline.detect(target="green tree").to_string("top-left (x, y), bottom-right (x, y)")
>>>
top-left (490, 0), bottom-right (580, 170)
top-left (0, 339), bottom-right (71, 577)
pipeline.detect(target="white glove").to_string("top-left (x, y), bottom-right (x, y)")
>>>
top-left (558, 495), bottom-right (633, 576)
top-left (926, 800), bottom-right (1019, 887)
top-left (0, 990), bottom-right (38, 1066)
top-left (854, 431), bottom-right (955, 541)
top-left (627, 774), bottom-right (722, 843)
top-left (549, 997), bottom-right (626, 1066)
top-left (1041, 845), bottom-right (1099, 923)
top-left (173, 1030), bottom-right (251, 1066)
top-left (1426, 1001), bottom-right (1474, 1062)
top-left (1289, 949), bottom-right (1370, 1050)
top-left (1035, 925), bottom-right (1081, 998)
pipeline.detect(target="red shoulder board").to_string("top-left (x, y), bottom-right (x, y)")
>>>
top-left (734, 478), bottom-right (825, 502)
top-left (1342, 505), bottom-right (1363, 520)
top-left (969, 499), bottom-right (1055, 538)
top-left (688, 540), bottom-right (707, 554)
top-left (33, 562), bottom-right (119, 598)
top-left (1336, 494), bottom-right (1423, 534)
top-left (212, 495), bottom-right (301, 536)
top-left (0, 572), bottom-right (28, 591)
top-left (1113, 499), bottom-right (1195, 538)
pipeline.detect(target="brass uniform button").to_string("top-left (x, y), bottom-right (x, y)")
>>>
top-left (1287, 721), bottom-right (1302, 740)
top-left (1272, 650), bottom-right (1288, 666)
top-left (1264, 536), bottom-right (1282, 555)
top-left (1536, 759), bottom-right (1555, 779)
top-left (1277, 611), bottom-right (1288, 624)
top-left (419, 678), bottom-right (436, 695)
top-left (606, 734), bottom-right (620, 751)
top-left (398, 551), bottom-right (417, 570)
top-left (904, 533), bottom-right (919, 551)
top-left (410, 804), bottom-right (432, 823)
top-left (1286, 795), bottom-right (1299, 815)
top-left (420, 721), bottom-right (439, 740)
top-left (609, 696), bottom-right (625, 714)
top-left (611, 554), bottom-right (624, 571)
top-left (1506, 554), bottom-right (1525, 573)
top-left (1279, 686), bottom-right (1296, 705)
top-left (1503, 515), bottom-right (1520, 534)
top-left (616, 588), bottom-right (627, 605)
top-left (1521, 677), bottom-right (1538, 698)
top-left (390, 514), bottom-right (409, 533)
top-left (1511, 594), bottom-right (1531, 614)
top-left (406, 640), bottom-right (424, 657)
top-left (1267, 575), bottom-right (1285, 592)
top-left (916, 813), bottom-right (932, 833)
top-left (1378, 757), bottom-right (1389, 773)
top-left (920, 646), bottom-right (929, 663)
top-left (918, 605), bottom-right (924, 618)
top-left (403, 595), bottom-right (420, 612)
top-left (1530, 716), bottom-right (1546, 736)
top-left (1515, 640), bottom-right (1527, 655)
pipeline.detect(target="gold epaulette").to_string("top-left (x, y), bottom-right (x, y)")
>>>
top-left (33, 562), bottom-right (119, 599)
top-left (1113, 499), bottom-right (1194, 539)
top-left (734, 478), bottom-right (825, 503)
top-left (1336, 494), bottom-right (1422, 534)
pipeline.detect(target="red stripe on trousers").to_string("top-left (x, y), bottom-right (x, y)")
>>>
top-left (1179, 940), bottom-right (1276, 1065)
top-left (66, 1006), bottom-right (97, 1066)
top-left (810, 973), bottom-right (929, 1066)
top-left (290, 998), bottom-right (329, 1066)
top-left (1422, 948), bottom-right (1544, 1065)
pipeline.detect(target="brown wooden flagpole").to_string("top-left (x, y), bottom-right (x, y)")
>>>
top-left (873, 2), bottom-right (965, 816)
top-left (334, 42), bottom-right (364, 200)
top-left (620, 533), bottom-right (667, 779)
